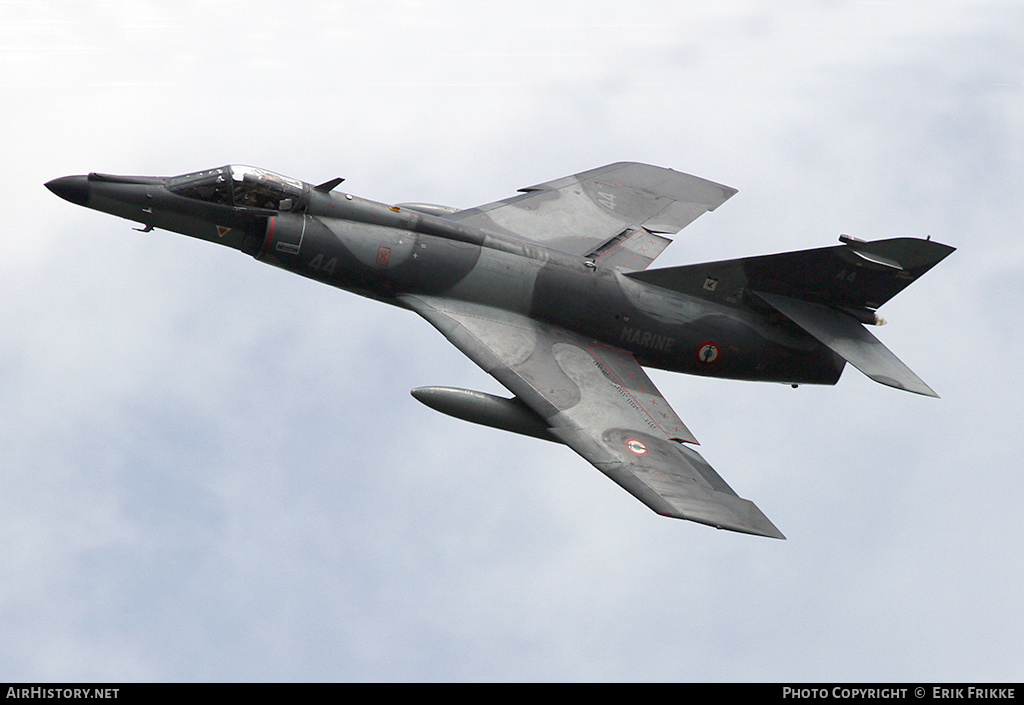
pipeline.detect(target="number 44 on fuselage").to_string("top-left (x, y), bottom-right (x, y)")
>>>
top-left (47, 162), bottom-right (954, 539)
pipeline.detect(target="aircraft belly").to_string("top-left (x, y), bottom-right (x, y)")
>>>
top-left (630, 316), bottom-right (844, 385)
top-left (529, 263), bottom-right (841, 385)
top-left (445, 247), bottom-right (541, 314)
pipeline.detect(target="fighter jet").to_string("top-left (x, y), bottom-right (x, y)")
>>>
top-left (46, 163), bottom-right (954, 539)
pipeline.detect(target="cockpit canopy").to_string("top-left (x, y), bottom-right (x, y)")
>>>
top-left (167, 165), bottom-right (307, 212)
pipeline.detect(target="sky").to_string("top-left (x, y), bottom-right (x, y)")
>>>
top-left (2, 0), bottom-right (1023, 682)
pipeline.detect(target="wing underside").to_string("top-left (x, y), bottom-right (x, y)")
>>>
top-left (447, 162), bottom-right (737, 270)
top-left (401, 294), bottom-right (784, 539)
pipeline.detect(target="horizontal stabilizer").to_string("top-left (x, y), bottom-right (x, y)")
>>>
top-left (753, 291), bottom-right (938, 397)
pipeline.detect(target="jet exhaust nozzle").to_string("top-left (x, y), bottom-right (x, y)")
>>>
top-left (410, 386), bottom-right (560, 443)
top-left (839, 306), bottom-right (887, 326)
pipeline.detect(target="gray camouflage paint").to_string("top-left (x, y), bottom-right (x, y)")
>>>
top-left (45, 163), bottom-right (954, 539)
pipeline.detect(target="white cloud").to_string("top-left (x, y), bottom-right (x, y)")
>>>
top-left (2, 0), bottom-right (1022, 682)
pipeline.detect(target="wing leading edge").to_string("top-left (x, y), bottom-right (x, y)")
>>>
top-left (401, 294), bottom-right (784, 539)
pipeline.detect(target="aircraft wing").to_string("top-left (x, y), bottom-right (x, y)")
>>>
top-left (447, 162), bottom-right (737, 271)
top-left (400, 294), bottom-right (785, 539)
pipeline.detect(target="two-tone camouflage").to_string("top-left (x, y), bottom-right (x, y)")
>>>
top-left (47, 162), bottom-right (954, 538)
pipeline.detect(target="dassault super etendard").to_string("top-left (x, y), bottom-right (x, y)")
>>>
top-left (47, 162), bottom-right (955, 538)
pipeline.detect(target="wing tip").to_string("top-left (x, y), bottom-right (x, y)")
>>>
top-left (712, 518), bottom-right (786, 540)
top-left (868, 373), bottom-right (940, 398)
top-left (658, 512), bottom-right (786, 539)
top-left (657, 505), bottom-right (786, 539)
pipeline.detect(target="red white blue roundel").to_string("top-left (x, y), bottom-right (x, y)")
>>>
top-left (625, 438), bottom-right (649, 456)
top-left (697, 342), bottom-right (720, 363)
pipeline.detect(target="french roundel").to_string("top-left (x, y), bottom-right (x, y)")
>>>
top-left (625, 438), bottom-right (649, 456)
top-left (697, 342), bottom-right (720, 364)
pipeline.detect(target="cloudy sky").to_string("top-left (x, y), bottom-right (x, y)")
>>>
top-left (3, 0), bottom-right (1022, 682)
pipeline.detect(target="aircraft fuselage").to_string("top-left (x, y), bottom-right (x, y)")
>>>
top-left (47, 168), bottom-right (843, 390)
top-left (47, 163), bottom-right (955, 538)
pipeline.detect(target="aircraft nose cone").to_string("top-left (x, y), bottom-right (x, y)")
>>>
top-left (45, 175), bottom-right (90, 206)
